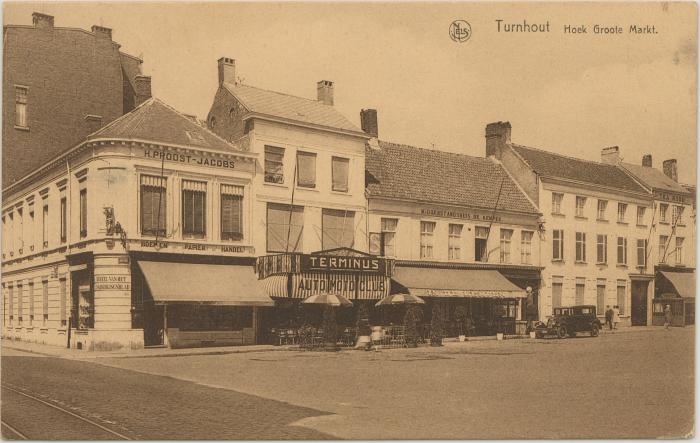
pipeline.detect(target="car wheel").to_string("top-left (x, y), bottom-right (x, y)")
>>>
top-left (535, 332), bottom-right (543, 339)
top-left (591, 324), bottom-right (599, 337)
top-left (557, 326), bottom-right (567, 339)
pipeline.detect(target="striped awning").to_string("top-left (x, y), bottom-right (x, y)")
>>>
top-left (393, 267), bottom-right (525, 299)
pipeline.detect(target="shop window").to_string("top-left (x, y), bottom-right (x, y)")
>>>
top-left (596, 280), bottom-right (606, 314)
top-left (182, 180), bottom-right (206, 238)
top-left (616, 281), bottom-right (626, 316)
top-left (140, 175), bottom-right (167, 236)
top-left (42, 203), bottom-right (49, 248)
top-left (331, 157), bottom-right (349, 192)
top-left (79, 188), bottom-right (87, 238)
top-left (676, 237), bottom-right (684, 265)
top-left (659, 203), bottom-right (668, 223)
top-left (28, 281), bottom-right (34, 326)
top-left (264, 146), bottom-right (285, 184)
top-left (42, 280), bottom-right (48, 326)
top-left (552, 229), bottom-right (564, 261)
top-left (322, 209), bottom-right (355, 250)
top-left (77, 282), bottom-right (94, 330)
top-left (221, 184), bottom-right (244, 241)
top-left (475, 226), bottom-right (489, 262)
top-left (575, 196), bottom-right (586, 217)
top-left (596, 235), bottom-right (607, 264)
top-left (60, 197), bottom-right (67, 243)
top-left (636, 239), bottom-right (647, 267)
top-left (552, 193), bottom-right (563, 215)
top-left (59, 278), bottom-right (67, 327)
top-left (499, 229), bottom-right (512, 264)
top-left (636, 206), bottom-right (646, 225)
top-left (296, 151), bottom-right (316, 188)
top-left (15, 86), bottom-right (28, 128)
top-left (551, 279), bottom-right (563, 309)
top-left (266, 203), bottom-right (303, 253)
top-left (420, 221), bottom-right (435, 259)
top-left (381, 218), bottom-right (398, 258)
top-left (575, 278), bottom-right (585, 305)
top-left (17, 284), bottom-right (23, 325)
top-left (575, 232), bottom-right (586, 263)
top-left (616, 237), bottom-right (627, 265)
top-left (597, 200), bottom-right (608, 221)
top-left (617, 203), bottom-right (627, 223)
top-left (448, 224), bottom-right (462, 260)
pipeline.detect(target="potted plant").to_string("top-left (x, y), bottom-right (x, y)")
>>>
top-left (404, 305), bottom-right (423, 348)
top-left (355, 302), bottom-right (372, 350)
top-left (322, 305), bottom-right (339, 351)
top-left (430, 303), bottom-right (445, 347)
top-left (496, 321), bottom-right (505, 341)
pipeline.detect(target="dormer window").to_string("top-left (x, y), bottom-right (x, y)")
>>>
top-left (208, 116), bottom-right (216, 129)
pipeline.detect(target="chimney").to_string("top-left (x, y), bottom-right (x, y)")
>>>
top-left (91, 25), bottom-right (112, 40)
top-left (218, 57), bottom-right (236, 86)
top-left (485, 121), bottom-right (511, 158)
top-left (317, 80), bottom-right (334, 106)
top-left (85, 115), bottom-right (103, 133)
top-left (663, 159), bottom-right (678, 182)
top-left (32, 12), bottom-right (54, 29)
top-left (642, 154), bottom-right (652, 167)
top-left (360, 109), bottom-right (378, 137)
top-left (134, 75), bottom-right (152, 106)
top-left (601, 146), bottom-right (620, 165)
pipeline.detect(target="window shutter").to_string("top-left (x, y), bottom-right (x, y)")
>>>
top-left (297, 152), bottom-right (316, 187)
top-left (332, 157), bottom-right (349, 192)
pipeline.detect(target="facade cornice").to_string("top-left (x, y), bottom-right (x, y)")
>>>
top-left (539, 175), bottom-right (652, 201)
top-left (367, 195), bottom-right (542, 219)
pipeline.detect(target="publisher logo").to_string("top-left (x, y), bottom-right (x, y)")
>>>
top-left (449, 20), bottom-right (472, 43)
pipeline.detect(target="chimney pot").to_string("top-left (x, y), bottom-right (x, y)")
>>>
top-left (317, 80), bottom-right (334, 106)
top-left (32, 12), bottom-right (54, 29)
top-left (91, 25), bottom-right (112, 40)
top-left (601, 146), bottom-right (620, 165)
top-left (642, 154), bottom-right (652, 167)
top-left (360, 109), bottom-right (378, 137)
top-left (134, 75), bottom-right (152, 106)
top-left (663, 159), bottom-right (678, 182)
top-left (485, 121), bottom-right (511, 158)
top-left (218, 57), bottom-right (236, 86)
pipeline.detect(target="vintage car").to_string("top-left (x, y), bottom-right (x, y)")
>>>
top-left (535, 305), bottom-right (603, 339)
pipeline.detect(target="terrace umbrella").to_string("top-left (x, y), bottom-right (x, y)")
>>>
top-left (374, 293), bottom-right (425, 307)
top-left (302, 292), bottom-right (354, 308)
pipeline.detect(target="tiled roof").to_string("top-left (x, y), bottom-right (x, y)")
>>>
top-left (365, 141), bottom-right (539, 214)
top-left (620, 162), bottom-right (691, 194)
top-left (89, 98), bottom-right (239, 152)
top-left (223, 83), bottom-right (362, 133)
top-left (511, 144), bottom-right (647, 194)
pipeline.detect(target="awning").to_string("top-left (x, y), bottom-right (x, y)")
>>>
top-left (660, 271), bottom-right (696, 299)
top-left (392, 267), bottom-right (526, 299)
top-left (138, 261), bottom-right (274, 306)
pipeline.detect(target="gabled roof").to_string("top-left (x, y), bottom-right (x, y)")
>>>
top-left (89, 98), bottom-right (239, 153)
top-left (222, 83), bottom-right (362, 134)
top-left (366, 141), bottom-right (539, 215)
top-left (511, 144), bottom-right (647, 195)
top-left (620, 162), bottom-right (691, 195)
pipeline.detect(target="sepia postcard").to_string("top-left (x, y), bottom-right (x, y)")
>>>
top-left (0, 1), bottom-right (696, 440)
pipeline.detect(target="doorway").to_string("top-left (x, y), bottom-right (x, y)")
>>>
top-left (631, 280), bottom-right (649, 326)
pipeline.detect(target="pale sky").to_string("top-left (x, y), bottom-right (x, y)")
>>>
top-left (4, 1), bottom-right (697, 183)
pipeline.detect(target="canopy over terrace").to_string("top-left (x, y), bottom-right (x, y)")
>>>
top-left (659, 271), bottom-right (696, 299)
top-left (392, 267), bottom-right (526, 299)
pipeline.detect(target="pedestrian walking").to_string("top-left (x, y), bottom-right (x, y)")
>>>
top-left (664, 304), bottom-right (673, 330)
top-left (605, 305), bottom-right (613, 330)
top-left (612, 305), bottom-right (620, 330)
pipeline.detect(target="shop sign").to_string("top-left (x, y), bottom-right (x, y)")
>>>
top-left (301, 255), bottom-right (386, 273)
top-left (292, 273), bottom-right (389, 300)
top-left (95, 275), bottom-right (131, 291)
top-left (653, 190), bottom-right (690, 205)
top-left (421, 208), bottom-right (501, 223)
top-left (143, 149), bottom-right (235, 169)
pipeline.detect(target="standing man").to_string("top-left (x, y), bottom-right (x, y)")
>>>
top-left (612, 305), bottom-right (620, 330)
top-left (605, 305), bottom-right (613, 331)
top-left (664, 304), bottom-right (673, 330)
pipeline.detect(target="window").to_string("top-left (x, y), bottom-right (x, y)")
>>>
top-left (596, 235), bottom-right (608, 264)
top-left (552, 193), bottom-right (563, 214)
top-left (575, 196), bottom-right (586, 217)
top-left (264, 146), bottom-right (284, 184)
top-left (28, 281), bottom-right (34, 326)
top-left (616, 280), bottom-right (626, 316)
top-left (616, 237), bottom-right (627, 265)
top-left (42, 280), bottom-right (48, 326)
top-left (552, 278), bottom-right (563, 309)
top-left (208, 116), bottom-right (216, 128)
top-left (575, 278), bottom-right (585, 305)
top-left (659, 203), bottom-right (669, 223)
top-left (15, 86), bottom-right (28, 128)
top-left (296, 151), bottom-right (316, 188)
top-left (420, 221), bottom-right (435, 259)
top-left (27, 207), bottom-right (34, 250)
top-left (140, 175), bottom-right (167, 236)
top-left (521, 231), bottom-right (533, 264)
top-left (266, 203), bottom-right (303, 253)
top-left (42, 204), bottom-right (49, 248)
top-left (575, 232), bottom-right (586, 263)
top-left (673, 205), bottom-right (684, 225)
top-left (331, 157), bottom-right (350, 192)
top-left (659, 235), bottom-right (668, 263)
top-left (596, 280), bottom-right (606, 314)
top-left (636, 239), bottom-right (647, 267)
top-left (60, 197), bottom-right (67, 242)
top-left (8, 285), bottom-right (13, 325)
top-left (182, 180), bottom-right (206, 238)
top-left (79, 188), bottom-right (87, 238)
top-left (16, 208), bottom-right (23, 252)
top-left (17, 284), bottom-right (23, 325)
top-left (221, 185), bottom-right (244, 241)
top-left (322, 209), bottom-right (355, 249)
top-left (475, 227), bottom-right (489, 262)
top-left (499, 229), bottom-right (513, 263)
top-left (676, 237), bottom-right (684, 265)
top-left (636, 206), bottom-right (646, 225)
top-left (552, 229), bottom-right (564, 261)
top-left (60, 278), bottom-right (67, 327)
top-left (448, 224), bottom-right (463, 260)
top-left (7, 212), bottom-right (14, 253)
top-left (617, 203), bottom-right (627, 223)
top-left (381, 218), bottom-right (398, 257)
top-left (597, 200), bottom-right (608, 220)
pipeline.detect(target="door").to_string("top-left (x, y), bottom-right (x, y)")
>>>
top-left (631, 280), bottom-right (649, 326)
top-left (143, 303), bottom-right (164, 346)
